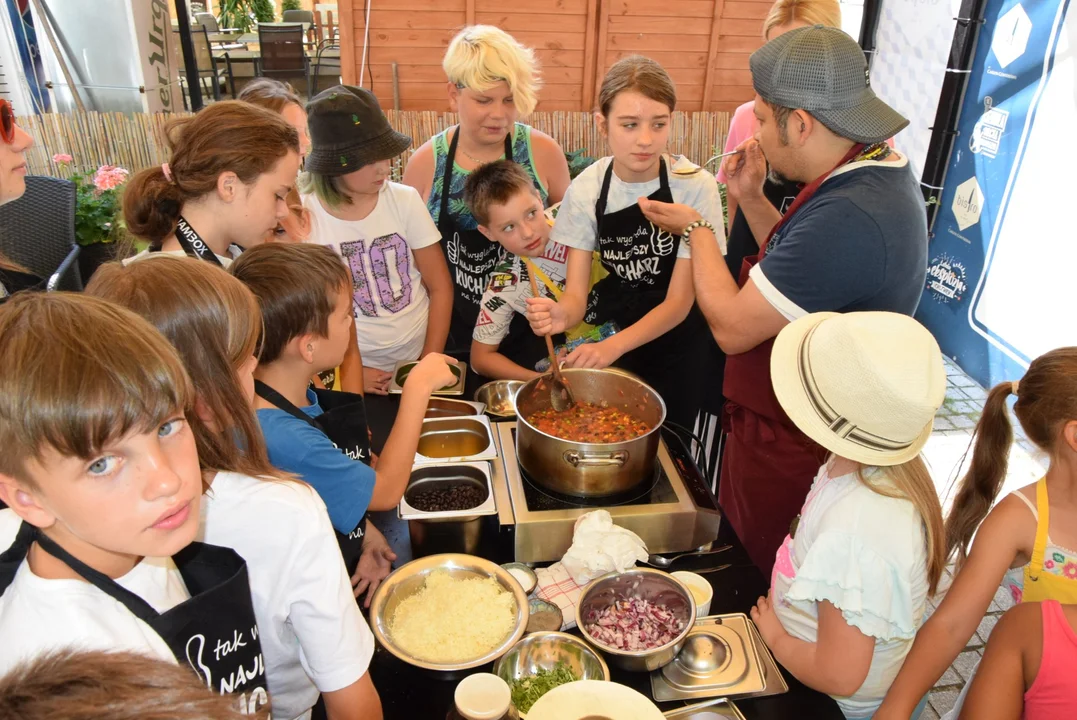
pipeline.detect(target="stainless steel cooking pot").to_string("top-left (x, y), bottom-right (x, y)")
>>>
top-left (513, 368), bottom-right (666, 497)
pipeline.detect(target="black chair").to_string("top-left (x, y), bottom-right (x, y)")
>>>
top-left (282, 9), bottom-right (314, 24)
top-left (0, 175), bottom-right (82, 292)
top-left (172, 26), bottom-right (235, 107)
top-left (257, 23), bottom-right (310, 97)
top-left (311, 39), bottom-right (341, 96)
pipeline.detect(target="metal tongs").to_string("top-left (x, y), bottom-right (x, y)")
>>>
top-left (524, 258), bottom-right (576, 411)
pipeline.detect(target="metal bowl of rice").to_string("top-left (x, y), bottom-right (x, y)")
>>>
top-left (369, 553), bottom-right (530, 672)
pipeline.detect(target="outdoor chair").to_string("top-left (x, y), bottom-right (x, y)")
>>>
top-left (311, 39), bottom-right (341, 95)
top-left (257, 23), bottom-right (311, 97)
top-left (173, 26), bottom-right (235, 107)
top-left (0, 175), bottom-right (82, 292)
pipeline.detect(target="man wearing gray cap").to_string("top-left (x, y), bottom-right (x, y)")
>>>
top-left (641, 25), bottom-right (928, 574)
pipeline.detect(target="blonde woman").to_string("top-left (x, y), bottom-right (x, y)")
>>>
top-left (403, 25), bottom-right (570, 353)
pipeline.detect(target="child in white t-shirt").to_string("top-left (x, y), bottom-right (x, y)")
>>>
top-left (86, 256), bottom-right (381, 720)
top-left (0, 295), bottom-right (202, 681)
top-left (464, 160), bottom-right (578, 380)
top-left (300, 85), bottom-right (453, 395)
top-left (750, 311), bottom-right (948, 719)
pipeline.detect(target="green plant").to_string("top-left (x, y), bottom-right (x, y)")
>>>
top-left (51, 154), bottom-right (128, 246)
top-left (217, 0), bottom-right (274, 32)
top-left (281, 0), bottom-right (302, 11)
top-left (565, 148), bottom-right (598, 180)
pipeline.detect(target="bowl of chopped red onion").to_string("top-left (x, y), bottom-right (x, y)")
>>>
top-left (576, 568), bottom-right (695, 672)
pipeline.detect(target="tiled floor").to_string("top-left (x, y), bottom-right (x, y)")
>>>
top-left (916, 357), bottom-right (1045, 718)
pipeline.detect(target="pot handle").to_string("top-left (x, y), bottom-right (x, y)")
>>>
top-left (563, 450), bottom-right (628, 467)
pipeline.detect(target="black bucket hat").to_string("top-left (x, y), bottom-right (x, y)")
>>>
top-left (305, 85), bottom-right (412, 176)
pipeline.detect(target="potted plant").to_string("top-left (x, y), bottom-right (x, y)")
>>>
top-left (217, 0), bottom-right (275, 33)
top-left (52, 153), bottom-right (130, 281)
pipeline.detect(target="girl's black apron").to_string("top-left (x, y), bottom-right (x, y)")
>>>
top-left (254, 380), bottom-right (371, 575)
top-left (436, 130), bottom-right (513, 352)
top-left (586, 158), bottom-right (707, 429)
top-left (0, 523), bottom-right (269, 713)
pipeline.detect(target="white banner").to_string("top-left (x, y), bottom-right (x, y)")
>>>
top-left (870, 0), bottom-right (962, 180)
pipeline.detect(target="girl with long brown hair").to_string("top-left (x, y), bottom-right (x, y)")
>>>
top-left (123, 101), bottom-right (300, 268)
top-left (85, 257), bottom-right (383, 720)
top-left (877, 347), bottom-right (1077, 719)
top-left (748, 312), bottom-right (947, 719)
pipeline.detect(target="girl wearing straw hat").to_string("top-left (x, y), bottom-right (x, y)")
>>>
top-left (750, 311), bottom-right (947, 719)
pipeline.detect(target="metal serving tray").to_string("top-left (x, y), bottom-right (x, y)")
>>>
top-left (662, 698), bottom-right (748, 719)
top-left (412, 415), bottom-right (498, 466)
top-left (388, 359), bottom-right (467, 395)
top-left (424, 397), bottom-right (486, 419)
top-left (652, 613), bottom-right (786, 702)
top-left (398, 461), bottom-right (497, 521)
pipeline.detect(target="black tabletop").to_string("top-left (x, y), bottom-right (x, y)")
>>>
top-left (361, 392), bottom-right (842, 720)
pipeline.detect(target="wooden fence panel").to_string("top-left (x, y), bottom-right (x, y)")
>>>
top-left (18, 110), bottom-right (729, 183)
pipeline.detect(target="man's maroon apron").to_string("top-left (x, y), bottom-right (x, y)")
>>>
top-left (719, 144), bottom-right (865, 575)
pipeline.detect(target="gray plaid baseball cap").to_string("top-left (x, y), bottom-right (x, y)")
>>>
top-left (750, 25), bottom-right (908, 144)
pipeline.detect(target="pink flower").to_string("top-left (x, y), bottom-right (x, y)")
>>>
top-left (92, 165), bottom-right (129, 192)
top-left (1010, 584), bottom-right (1022, 604)
top-left (1045, 559), bottom-right (1055, 569)
top-left (52, 153), bottom-right (73, 164)
top-left (1063, 562), bottom-right (1077, 580)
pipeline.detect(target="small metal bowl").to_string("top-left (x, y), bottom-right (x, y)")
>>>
top-left (526, 598), bottom-right (564, 633)
top-left (474, 380), bottom-right (524, 417)
top-left (493, 631), bottom-right (610, 716)
top-left (501, 562), bottom-right (538, 594)
top-left (369, 553), bottom-right (529, 673)
top-left (577, 568), bottom-right (695, 672)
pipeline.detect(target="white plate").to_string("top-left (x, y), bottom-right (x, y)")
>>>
top-left (526, 680), bottom-right (663, 720)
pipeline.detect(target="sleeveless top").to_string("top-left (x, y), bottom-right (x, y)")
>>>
top-left (1002, 478), bottom-right (1077, 604)
top-left (426, 122), bottom-right (548, 229)
top-left (1023, 599), bottom-right (1077, 719)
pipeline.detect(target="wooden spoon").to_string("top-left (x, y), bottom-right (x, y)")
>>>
top-left (524, 259), bottom-right (576, 412)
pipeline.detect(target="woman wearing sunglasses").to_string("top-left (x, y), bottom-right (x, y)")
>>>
top-left (0, 100), bottom-right (39, 304)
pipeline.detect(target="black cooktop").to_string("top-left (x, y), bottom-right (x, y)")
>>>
top-left (512, 429), bottom-right (680, 512)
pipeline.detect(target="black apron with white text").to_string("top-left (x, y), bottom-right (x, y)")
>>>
top-left (0, 523), bottom-right (269, 714)
top-left (437, 131), bottom-right (514, 352)
top-left (586, 158), bottom-right (708, 429)
top-left (254, 380), bottom-right (371, 574)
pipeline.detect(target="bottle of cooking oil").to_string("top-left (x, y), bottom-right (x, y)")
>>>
top-left (446, 673), bottom-right (519, 720)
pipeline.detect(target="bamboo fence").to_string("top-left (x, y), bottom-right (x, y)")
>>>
top-left (19, 110), bottom-right (731, 181)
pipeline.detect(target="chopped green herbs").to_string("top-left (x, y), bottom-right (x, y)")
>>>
top-left (509, 662), bottom-right (578, 713)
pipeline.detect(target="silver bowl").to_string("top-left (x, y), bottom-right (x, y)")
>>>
top-left (368, 553), bottom-right (530, 672)
top-left (577, 568), bottom-right (695, 672)
top-left (493, 631), bottom-right (610, 716)
top-left (474, 380), bottom-right (524, 417)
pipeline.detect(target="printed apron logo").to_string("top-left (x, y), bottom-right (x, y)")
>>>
top-left (649, 222), bottom-right (676, 256)
top-left (926, 254), bottom-right (968, 305)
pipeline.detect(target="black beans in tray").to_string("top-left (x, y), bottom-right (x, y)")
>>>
top-left (407, 482), bottom-right (487, 512)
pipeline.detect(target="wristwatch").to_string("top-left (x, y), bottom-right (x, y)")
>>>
top-left (681, 219), bottom-right (716, 246)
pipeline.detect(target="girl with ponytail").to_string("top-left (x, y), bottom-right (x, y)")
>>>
top-left (123, 101), bottom-right (301, 267)
top-left (877, 347), bottom-right (1077, 719)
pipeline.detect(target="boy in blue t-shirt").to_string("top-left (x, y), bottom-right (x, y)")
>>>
top-left (232, 243), bottom-right (455, 604)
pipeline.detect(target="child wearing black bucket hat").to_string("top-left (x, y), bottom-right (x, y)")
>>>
top-left (299, 86), bottom-right (453, 396)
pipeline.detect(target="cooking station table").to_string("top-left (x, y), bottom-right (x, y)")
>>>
top-left (362, 393), bottom-right (842, 720)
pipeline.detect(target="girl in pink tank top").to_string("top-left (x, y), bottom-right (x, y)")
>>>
top-left (959, 600), bottom-right (1077, 719)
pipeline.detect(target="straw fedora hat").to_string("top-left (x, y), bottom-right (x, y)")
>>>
top-left (771, 312), bottom-right (945, 466)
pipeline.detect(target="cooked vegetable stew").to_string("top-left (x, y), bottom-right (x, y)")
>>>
top-left (527, 403), bottom-right (651, 443)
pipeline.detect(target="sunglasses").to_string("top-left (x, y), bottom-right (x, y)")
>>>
top-left (0, 100), bottom-right (16, 144)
